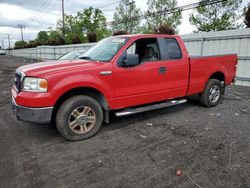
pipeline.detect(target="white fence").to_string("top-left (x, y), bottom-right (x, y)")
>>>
top-left (11, 28), bottom-right (250, 86)
top-left (11, 43), bottom-right (95, 60)
top-left (182, 28), bottom-right (250, 86)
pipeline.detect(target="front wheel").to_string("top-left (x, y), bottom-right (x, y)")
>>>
top-left (56, 95), bottom-right (103, 141)
top-left (199, 79), bottom-right (223, 107)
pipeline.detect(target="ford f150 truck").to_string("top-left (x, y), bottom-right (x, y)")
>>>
top-left (11, 34), bottom-right (237, 141)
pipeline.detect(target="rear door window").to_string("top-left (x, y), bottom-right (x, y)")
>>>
top-left (165, 38), bottom-right (182, 60)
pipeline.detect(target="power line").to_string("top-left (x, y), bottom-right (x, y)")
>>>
top-left (0, 36), bottom-right (15, 49)
top-left (38, 1), bottom-right (122, 31)
top-left (68, 1), bottom-right (121, 15)
top-left (31, 0), bottom-right (54, 21)
top-left (31, 0), bottom-right (50, 19)
top-left (30, 1), bottom-right (61, 32)
top-left (50, 0), bottom-right (226, 34)
top-left (104, 0), bottom-right (226, 27)
top-left (33, 1), bottom-right (61, 22)
top-left (30, 1), bottom-right (122, 31)
top-left (32, 0), bottom-right (52, 19)
top-left (97, 1), bottom-right (121, 9)
top-left (64, 0), bottom-right (225, 29)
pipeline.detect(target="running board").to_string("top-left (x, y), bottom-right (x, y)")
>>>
top-left (115, 99), bottom-right (187, 117)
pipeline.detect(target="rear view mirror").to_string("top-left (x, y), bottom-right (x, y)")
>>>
top-left (123, 54), bottom-right (139, 67)
top-left (117, 51), bottom-right (139, 67)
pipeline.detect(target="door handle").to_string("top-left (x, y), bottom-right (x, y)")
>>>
top-left (100, 71), bottom-right (112, 76)
top-left (159, 67), bottom-right (167, 74)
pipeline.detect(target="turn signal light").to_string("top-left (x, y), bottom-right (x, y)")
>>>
top-left (39, 79), bottom-right (48, 89)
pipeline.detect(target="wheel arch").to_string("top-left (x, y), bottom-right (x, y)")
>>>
top-left (51, 87), bottom-right (109, 124)
top-left (201, 71), bottom-right (226, 97)
top-left (208, 71), bottom-right (225, 82)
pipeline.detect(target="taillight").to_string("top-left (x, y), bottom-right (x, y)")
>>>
top-left (234, 59), bottom-right (238, 71)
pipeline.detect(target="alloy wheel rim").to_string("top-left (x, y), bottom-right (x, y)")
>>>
top-left (68, 106), bottom-right (96, 134)
top-left (209, 85), bottom-right (220, 103)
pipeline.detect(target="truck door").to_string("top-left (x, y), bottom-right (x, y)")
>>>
top-left (156, 37), bottom-right (189, 98)
top-left (113, 37), bottom-right (186, 109)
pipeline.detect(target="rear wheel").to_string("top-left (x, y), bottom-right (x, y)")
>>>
top-left (199, 79), bottom-right (223, 107)
top-left (56, 95), bottom-right (103, 141)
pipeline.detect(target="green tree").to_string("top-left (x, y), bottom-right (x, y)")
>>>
top-left (27, 40), bottom-right (39, 48)
top-left (112, 0), bottom-right (142, 33)
top-left (154, 24), bottom-right (175, 34)
top-left (145, 0), bottom-right (182, 33)
top-left (15, 40), bottom-right (28, 49)
top-left (46, 30), bottom-right (65, 45)
top-left (36, 31), bottom-right (49, 44)
top-left (57, 7), bottom-right (109, 43)
top-left (244, 3), bottom-right (250, 28)
top-left (189, 0), bottom-right (243, 32)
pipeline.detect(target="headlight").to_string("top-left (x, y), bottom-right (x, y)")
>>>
top-left (23, 77), bottom-right (48, 92)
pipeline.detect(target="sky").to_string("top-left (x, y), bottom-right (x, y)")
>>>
top-left (0, 0), bottom-right (249, 48)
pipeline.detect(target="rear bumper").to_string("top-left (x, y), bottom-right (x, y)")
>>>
top-left (232, 76), bottom-right (237, 84)
top-left (11, 97), bottom-right (53, 124)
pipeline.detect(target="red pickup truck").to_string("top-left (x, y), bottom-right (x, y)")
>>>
top-left (12, 34), bottom-right (237, 141)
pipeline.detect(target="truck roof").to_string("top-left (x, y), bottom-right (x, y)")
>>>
top-left (112, 33), bottom-right (179, 38)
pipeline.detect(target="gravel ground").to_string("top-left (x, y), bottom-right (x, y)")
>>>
top-left (0, 55), bottom-right (250, 188)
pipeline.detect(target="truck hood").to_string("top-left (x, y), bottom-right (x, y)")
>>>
top-left (17, 60), bottom-right (104, 77)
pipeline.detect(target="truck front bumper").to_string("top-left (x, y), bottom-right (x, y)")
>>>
top-left (12, 97), bottom-right (53, 124)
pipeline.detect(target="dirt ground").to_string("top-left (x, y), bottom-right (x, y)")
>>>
top-left (0, 55), bottom-right (249, 188)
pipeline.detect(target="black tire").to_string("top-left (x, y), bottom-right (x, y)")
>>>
top-left (56, 95), bottom-right (103, 141)
top-left (199, 79), bottom-right (223, 107)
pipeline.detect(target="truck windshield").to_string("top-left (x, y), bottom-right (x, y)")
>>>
top-left (79, 37), bottom-right (128, 62)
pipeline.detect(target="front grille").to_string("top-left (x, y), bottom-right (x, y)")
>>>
top-left (14, 72), bottom-right (22, 92)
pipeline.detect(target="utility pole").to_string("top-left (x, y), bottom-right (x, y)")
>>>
top-left (6, 34), bottom-right (11, 53)
top-left (124, 0), bottom-right (135, 32)
top-left (0, 39), bottom-right (4, 50)
top-left (62, 0), bottom-right (65, 38)
top-left (17, 24), bottom-right (25, 41)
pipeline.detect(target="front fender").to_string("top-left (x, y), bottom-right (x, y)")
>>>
top-left (49, 73), bottom-right (113, 105)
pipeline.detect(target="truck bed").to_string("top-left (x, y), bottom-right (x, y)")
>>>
top-left (188, 54), bottom-right (237, 96)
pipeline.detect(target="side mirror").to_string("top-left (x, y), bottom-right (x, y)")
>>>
top-left (123, 54), bottom-right (139, 67)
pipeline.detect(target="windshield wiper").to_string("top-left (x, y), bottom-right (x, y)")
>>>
top-left (78, 56), bottom-right (92, 60)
